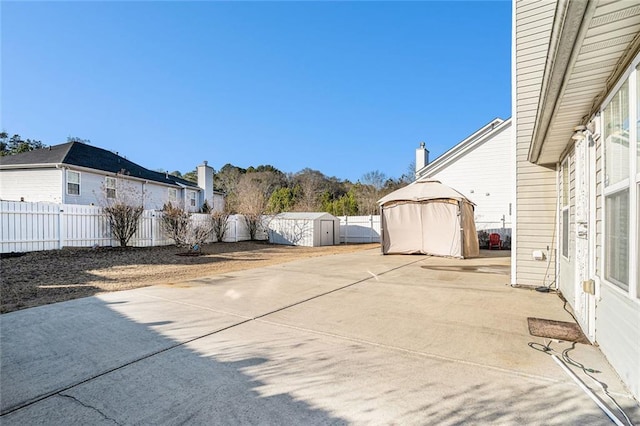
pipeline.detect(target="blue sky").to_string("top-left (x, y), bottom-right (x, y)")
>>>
top-left (1, 1), bottom-right (511, 182)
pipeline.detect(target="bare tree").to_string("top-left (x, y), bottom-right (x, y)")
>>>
top-left (234, 171), bottom-right (280, 240)
top-left (354, 170), bottom-right (388, 215)
top-left (293, 168), bottom-right (326, 211)
top-left (211, 210), bottom-right (231, 242)
top-left (160, 203), bottom-right (190, 246)
top-left (100, 179), bottom-right (145, 247)
top-left (160, 202), bottom-right (214, 251)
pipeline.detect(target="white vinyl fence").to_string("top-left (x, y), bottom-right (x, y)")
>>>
top-left (0, 201), bottom-right (261, 253)
top-left (1, 201), bottom-right (379, 253)
top-left (338, 215), bottom-right (381, 243)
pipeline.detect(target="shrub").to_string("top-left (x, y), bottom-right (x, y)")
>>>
top-left (211, 210), bottom-right (230, 242)
top-left (160, 203), bottom-right (190, 247)
top-left (103, 202), bottom-right (144, 247)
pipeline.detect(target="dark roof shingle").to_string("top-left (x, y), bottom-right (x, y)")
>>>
top-left (0, 142), bottom-right (199, 188)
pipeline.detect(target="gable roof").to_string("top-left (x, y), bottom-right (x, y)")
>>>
top-left (0, 142), bottom-right (199, 188)
top-left (378, 180), bottom-right (472, 205)
top-left (416, 118), bottom-right (511, 179)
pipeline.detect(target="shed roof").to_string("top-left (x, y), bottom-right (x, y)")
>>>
top-left (0, 142), bottom-right (200, 188)
top-left (378, 180), bottom-right (472, 205)
top-left (272, 212), bottom-right (338, 220)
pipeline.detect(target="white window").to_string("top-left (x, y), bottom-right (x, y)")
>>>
top-left (105, 177), bottom-right (117, 199)
top-left (605, 189), bottom-right (629, 290)
top-left (67, 170), bottom-right (80, 196)
top-left (168, 188), bottom-right (178, 203)
top-left (561, 159), bottom-right (570, 259)
top-left (188, 191), bottom-right (196, 207)
top-left (602, 62), bottom-right (639, 297)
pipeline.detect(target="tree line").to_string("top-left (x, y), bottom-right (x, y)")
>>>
top-left (172, 164), bottom-right (414, 217)
top-left (1, 132), bottom-right (414, 216)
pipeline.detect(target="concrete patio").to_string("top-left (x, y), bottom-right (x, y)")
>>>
top-left (1, 248), bottom-right (639, 424)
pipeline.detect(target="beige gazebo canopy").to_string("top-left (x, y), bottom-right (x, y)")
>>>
top-left (378, 180), bottom-right (479, 258)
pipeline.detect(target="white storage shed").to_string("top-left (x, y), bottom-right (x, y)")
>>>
top-left (267, 212), bottom-right (340, 247)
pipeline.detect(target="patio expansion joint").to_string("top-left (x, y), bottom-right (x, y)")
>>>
top-left (255, 318), bottom-right (567, 387)
top-left (1, 257), bottom-right (423, 418)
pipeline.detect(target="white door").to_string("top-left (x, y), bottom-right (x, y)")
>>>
top-left (574, 136), bottom-right (596, 341)
top-left (320, 221), bottom-right (334, 246)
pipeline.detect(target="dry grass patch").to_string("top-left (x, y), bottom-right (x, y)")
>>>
top-left (1, 241), bottom-right (377, 313)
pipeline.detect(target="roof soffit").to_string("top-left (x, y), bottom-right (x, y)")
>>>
top-left (529, 0), bottom-right (594, 164)
top-left (530, 1), bottom-right (640, 165)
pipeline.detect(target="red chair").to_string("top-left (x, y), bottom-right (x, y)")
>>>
top-left (488, 233), bottom-right (502, 250)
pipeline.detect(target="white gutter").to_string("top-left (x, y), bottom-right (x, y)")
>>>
top-left (510, 0), bottom-right (517, 285)
top-left (0, 163), bottom-right (60, 170)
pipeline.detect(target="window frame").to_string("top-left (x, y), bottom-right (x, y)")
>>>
top-left (599, 53), bottom-right (639, 300)
top-left (561, 158), bottom-right (570, 260)
top-left (66, 170), bottom-right (81, 196)
top-left (105, 177), bottom-right (117, 199)
top-left (168, 187), bottom-right (178, 204)
top-left (188, 190), bottom-right (197, 208)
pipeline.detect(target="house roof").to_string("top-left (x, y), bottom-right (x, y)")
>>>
top-left (416, 118), bottom-right (510, 179)
top-left (378, 180), bottom-right (473, 205)
top-left (0, 142), bottom-right (200, 188)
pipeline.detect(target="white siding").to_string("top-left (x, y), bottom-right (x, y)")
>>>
top-left (422, 124), bottom-right (512, 230)
top-left (59, 168), bottom-right (202, 211)
top-left (514, 0), bottom-right (559, 286)
top-left (0, 168), bottom-right (63, 203)
top-left (211, 193), bottom-right (225, 212)
top-left (143, 183), bottom-right (172, 210)
top-left (596, 285), bottom-right (640, 399)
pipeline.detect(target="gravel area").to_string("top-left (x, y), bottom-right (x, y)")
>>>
top-left (0, 242), bottom-right (377, 314)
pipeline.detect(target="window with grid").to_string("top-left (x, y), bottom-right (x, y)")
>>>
top-left (603, 80), bottom-right (630, 291)
top-left (67, 170), bottom-right (80, 195)
top-left (105, 177), bottom-right (117, 199)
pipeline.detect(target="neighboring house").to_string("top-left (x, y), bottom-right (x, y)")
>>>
top-left (0, 141), bottom-right (224, 212)
top-left (513, 0), bottom-right (640, 400)
top-left (415, 118), bottom-right (512, 233)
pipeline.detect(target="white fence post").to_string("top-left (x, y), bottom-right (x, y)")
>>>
top-left (58, 206), bottom-right (65, 249)
top-left (345, 216), bottom-right (349, 243)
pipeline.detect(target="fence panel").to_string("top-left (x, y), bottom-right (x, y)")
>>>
top-left (63, 204), bottom-right (113, 247)
top-left (1, 201), bottom-right (60, 253)
top-left (2, 202), bottom-right (377, 253)
top-left (339, 215), bottom-right (381, 243)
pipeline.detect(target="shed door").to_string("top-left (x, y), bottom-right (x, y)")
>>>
top-left (320, 220), bottom-right (334, 246)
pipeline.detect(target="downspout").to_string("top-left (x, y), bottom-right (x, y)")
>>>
top-left (379, 205), bottom-right (385, 254)
top-left (510, 0), bottom-right (518, 285)
top-left (458, 200), bottom-right (465, 259)
top-left (57, 164), bottom-right (66, 204)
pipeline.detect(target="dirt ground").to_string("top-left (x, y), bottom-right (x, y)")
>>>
top-left (0, 242), bottom-right (378, 314)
